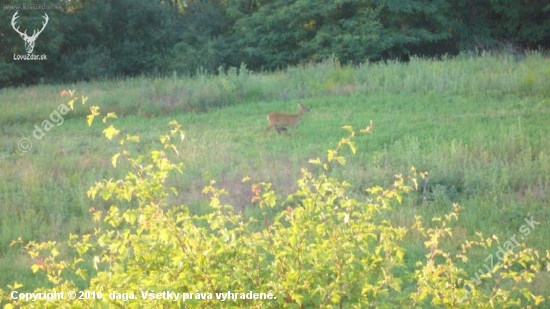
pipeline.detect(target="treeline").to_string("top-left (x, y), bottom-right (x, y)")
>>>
top-left (1, 0), bottom-right (549, 87)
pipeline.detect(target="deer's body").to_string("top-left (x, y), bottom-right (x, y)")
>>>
top-left (265, 103), bottom-right (310, 135)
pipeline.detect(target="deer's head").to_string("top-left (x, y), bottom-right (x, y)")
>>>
top-left (11, 11), bottom-right (49, 54)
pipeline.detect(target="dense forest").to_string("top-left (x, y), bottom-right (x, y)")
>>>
top-left (1, 0), bottom-right (549, 87)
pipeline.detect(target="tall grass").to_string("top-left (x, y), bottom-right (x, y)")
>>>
top-left (0, 52), bottom-right (549, 291)
top-left (1, 51), bottom-right (548, 126)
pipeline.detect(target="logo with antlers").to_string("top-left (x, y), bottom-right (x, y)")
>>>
top-left (11, 10), bottom-right (49, 54)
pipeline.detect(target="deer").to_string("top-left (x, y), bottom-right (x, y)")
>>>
top-left (11, 11), bottom-right (49, 54)
top-left (265, 103), bottom-right (310, 135)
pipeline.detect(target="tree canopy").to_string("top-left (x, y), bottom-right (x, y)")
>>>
top-left (1, 0), bottom-right (548, 87)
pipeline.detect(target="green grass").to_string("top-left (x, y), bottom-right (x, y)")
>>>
top-left (1, 52), bottom-right (549, 293)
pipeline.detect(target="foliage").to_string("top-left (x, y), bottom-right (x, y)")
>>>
top-left (1, 94), bottom-right (548, 308)
top-left (169, 0), bottom-right (239, 73)
top-left (226, 0), bottom-right (458, 67)
top-left (447, 0), bottom-right (550, 51)
top-left (102, 0), bottom-right (183, 77)
top-left (1, 0), bottom-right (183, 86)
top-left (1, 0), bottom-right (549, 86)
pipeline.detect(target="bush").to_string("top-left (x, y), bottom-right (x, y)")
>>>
top-left (1, 95), bottom-right (548, 308)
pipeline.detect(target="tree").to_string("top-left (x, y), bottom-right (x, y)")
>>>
top-left (446, 0), bottom-right (550, 51)
top-left (104, 0), bottom-right (183, 76)
top-left (170, 0), bottom-right (239, 73)
top-left (229, 0), bottom-right (454, 70)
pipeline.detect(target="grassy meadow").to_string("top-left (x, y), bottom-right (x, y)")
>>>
top-left (1, 52), bottom-right (549, 294)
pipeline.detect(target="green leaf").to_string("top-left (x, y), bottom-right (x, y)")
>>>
top-left (86, 114), bottom-right (95, 127)
top-left (327, 149), bottom-right (336, 162)
top-left (126, 135), bottom-right (140, 143)
top-left (151, 150), bottom-right (162, 162)
top-left (342, 125), bottom-right (353, 132)
top-left (100, 189), bottom-right (112, 201)
top-left (349, 142), bottom-right (357, 154)
top-left (389, 278), bottom-right (402, 292)
top-left (103, 125), bottom-right (120, 140)
top-left (31, 264), bottom-right (42, 273)
top-left (7, 282), bottom-right (23, 290)
top-left (68, 99), bottom-right (75, 110)
top-left (309, 158), bottom-right (322, 165)
top-left (102, 112), bottom-right (118, 123)
top-left (111, 153), bottom-right (121, 168)
top-left (87, 106), bottom-right (100, 126)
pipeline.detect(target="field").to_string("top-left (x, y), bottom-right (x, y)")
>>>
top-left (1, 52), bottom-right (549, 304)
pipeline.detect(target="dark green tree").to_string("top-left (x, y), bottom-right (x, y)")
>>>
top-left (447, 0), bottom-right (550, 51)
top-left (58, 0), bottom-right (185, 81)
top-left (374, 0), bottom-right (454, 59)
top-left (104, 0), bottom-right (183, 76)
top-left (228, 0), bottom-right (453, 70)
top-left (55, 0), bottom-right (113, 82)
top-left (170, 0), bottom-right (239, 73)
top-left (2, 0), bottom-right (549, 86)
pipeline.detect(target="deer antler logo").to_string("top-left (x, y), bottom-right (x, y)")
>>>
top-left (11, 11), bottom-right (49, 54)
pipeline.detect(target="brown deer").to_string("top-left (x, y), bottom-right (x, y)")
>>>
top-left (265, 103), bottom-right (310, 135)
